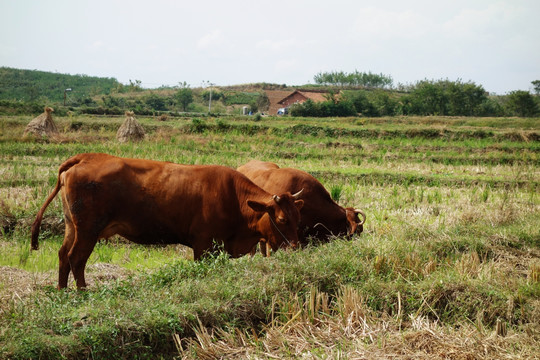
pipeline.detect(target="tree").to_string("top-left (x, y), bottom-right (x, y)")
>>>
top-left (289, 99), bottom-right (356, 117)
top-left (406, 80), bottom-right (447, 115)
top-left (343, 91), bottom-right (377, 116)
top-left (532, 80), bottom-right (540, 95)
top-left (144, 93), bottom-right (167, 111)
top-left (175, 83), bottom-right (193, 112)
top-left (505, 90), bottom-right (538, 117)
top-left (401, 79), bottom-right (487, 116)
top-left (128, 79), bottom-right (143, 92)
top-left (313, 70), bottom-right (393, 89)
top-left (370, 90), bottom-right (398, 116)
top-left (252, 92), bottom-right (270, 113)
top-left (446, 81), bottom-right (487, 116)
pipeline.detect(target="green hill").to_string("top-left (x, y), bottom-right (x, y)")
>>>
top-left (0, 67), bottom-right (120, 102)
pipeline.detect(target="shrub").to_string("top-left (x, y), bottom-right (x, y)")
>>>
top-left (0, 100), bottom-right (46, 115)
top-left (189, 118), bottom-right (207, 133)
top-left (201, 89), bottom-right (224, 102)
top-left (314, 70), bottom-right (393, 88)
top-left (143, 93), bottom-right (168, 111)
top-left (476, 97), bottom-right (505, 117)
top-left (222, 92), bottom-right (257, 105)
top-left (290, 99), bottom-right (357, 117)
top-left (401, 79), bottom-right (488, 116)
top-left (504, 90), bottom-right (539, 117)
top-left (343, 91), bottom-right (377, 116)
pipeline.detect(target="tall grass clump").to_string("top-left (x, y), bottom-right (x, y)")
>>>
top-left (330, 184), bottom-right (343, 202)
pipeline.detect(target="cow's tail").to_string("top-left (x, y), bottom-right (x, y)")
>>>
top-left (31, 156), bottom-right (82, 250)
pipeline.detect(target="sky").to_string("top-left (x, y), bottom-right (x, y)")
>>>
top-left (1, 0), bottom-right (539, 94)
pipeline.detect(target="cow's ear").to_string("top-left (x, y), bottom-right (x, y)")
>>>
top-left (247, 200), bottom-right (269, 213)
top-left (294, 199), bottom-right (304, 210)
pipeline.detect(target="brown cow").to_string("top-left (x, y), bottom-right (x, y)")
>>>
top-left (31, 153), bottom-right (304, 289)
top-left (237, 160), bottom-right (365, 255)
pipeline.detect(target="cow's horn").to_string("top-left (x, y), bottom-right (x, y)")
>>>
top-left (292, 189), bottom-right (304, 199)
top-left (355, 209), bottom-right (366, 225)
top-left (273, 194), bottom-right (281, 203)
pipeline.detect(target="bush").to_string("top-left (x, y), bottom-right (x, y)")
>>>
top-left (102, 95), bottom-right (126, 108)
top-left (222, 92), bottom-right (257, 105)
top-left (143, 93), bottom-right (168, 111)
top-left (343, 91), bottom-right (377, 116)
top-left (504, 90), bottom-right (539, 117)
top-left (341, 90), bottom-right (399, 117)
top-left (476, 97), bottom-right (505, 117)
top-left (189, 118), bottom-right (207, 133)
top-left (401, 79), bottom-right (488, 116)
top-left (289, 99), bottom-right (357, 117)
top-left (201, 89), bottom-right (224, 102)
top-left (0, 100), bottom-right (47, 115)
top-left (368, 90), bottom-right (398, 116)
top-left (314, 70), bottom-right (393, 88)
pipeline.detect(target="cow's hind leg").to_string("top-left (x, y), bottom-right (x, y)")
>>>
top-left (68, 228), bottom-right (99, 290)
top-left (57, 217), bottom-right (75, 289)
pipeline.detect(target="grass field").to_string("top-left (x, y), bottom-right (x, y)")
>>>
top-left (0, 114), bottom-right (539, 359)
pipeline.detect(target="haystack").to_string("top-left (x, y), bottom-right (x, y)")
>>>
top-left (24, 106), bottom-right (58, 137)
top-left (116, 111), bottom-right (145, 142)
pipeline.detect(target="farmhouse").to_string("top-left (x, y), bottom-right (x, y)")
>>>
top-left (266, 89), bottom-right (329, 115)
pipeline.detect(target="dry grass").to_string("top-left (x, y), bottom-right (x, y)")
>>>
top-left (116, 111), bottom-right (145, 142)
top-left (23, 107), bottom-right (58, 138)
top-left (177, 287), bottom-right (539, 359)
top-left (0, 263), bottom-right (132, 304)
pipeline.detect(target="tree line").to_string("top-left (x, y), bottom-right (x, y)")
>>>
top-left (290, 79), bottom-right (539, 117)
top-left (314, 70), bottom-right (393, 88)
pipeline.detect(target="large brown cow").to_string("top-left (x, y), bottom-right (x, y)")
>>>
top-left (31, 153), bottom-right (304, 289)
top-left (237, 160), bottom-right (365, 255)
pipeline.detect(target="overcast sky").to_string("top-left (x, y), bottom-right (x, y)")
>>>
top-left (1, 0), bottom-right (539, 94)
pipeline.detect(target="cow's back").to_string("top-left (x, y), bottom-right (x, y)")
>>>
top-left (61, 154), bottom-right (255, 247)
top-left (236, 160), bottom-right (278, 180)
top-left (238, 162), bottom-right (338, 223)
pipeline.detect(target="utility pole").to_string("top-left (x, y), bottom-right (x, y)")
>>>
top-left (203, 81), bottom-right (215, 113)
top-left (209, 85), bottom-right (212, 113)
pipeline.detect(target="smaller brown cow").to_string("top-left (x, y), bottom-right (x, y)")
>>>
top-left (31, 154), bottom-right (304, 289)
top-left (237, 160), bottom-right (365, 255)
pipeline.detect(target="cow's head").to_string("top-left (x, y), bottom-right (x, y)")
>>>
top-left (248, 190), bottom-right (304, 252)
top-left (345, 207), bottom-right (366, 236)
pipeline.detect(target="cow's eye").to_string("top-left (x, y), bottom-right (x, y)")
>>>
top-left (277, 217), bottom-right (287, 224)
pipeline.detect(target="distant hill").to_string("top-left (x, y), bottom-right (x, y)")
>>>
top-left (0, 67), bottom-right (120, 102)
